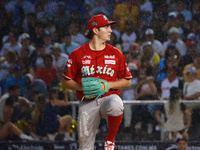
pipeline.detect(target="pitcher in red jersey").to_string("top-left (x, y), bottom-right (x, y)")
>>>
top-left (62, 14), bottom-right (132, 150)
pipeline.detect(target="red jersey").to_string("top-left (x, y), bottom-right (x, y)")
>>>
top-left (36, 67), bottom-right (57, 85)
top-left (62, 43), bottom-right (133, 100)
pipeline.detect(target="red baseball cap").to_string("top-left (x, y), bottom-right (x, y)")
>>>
top-left (186, 40), bottom-right (197, 47)
top-left (87, 14), bottom-right (116, 30)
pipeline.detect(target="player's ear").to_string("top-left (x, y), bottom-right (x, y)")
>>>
top-left (93, 27), bottom-right (99, 35)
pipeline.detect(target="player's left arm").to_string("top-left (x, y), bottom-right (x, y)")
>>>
top-left (108, 78), bottom-right (131, 89)
top-left (62, 78), bottom-right (82, 91)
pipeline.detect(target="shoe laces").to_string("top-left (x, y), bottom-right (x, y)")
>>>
top-left (104, 141), bottom-right (115, 150)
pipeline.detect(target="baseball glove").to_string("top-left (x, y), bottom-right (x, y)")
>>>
top-left (81, 77), bottom-right (109, 100)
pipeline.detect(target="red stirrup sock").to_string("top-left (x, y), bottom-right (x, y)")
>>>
top-left (106, 114), bottom-right (123, 143)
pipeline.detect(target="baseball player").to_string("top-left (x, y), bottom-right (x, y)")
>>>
top-left (62, 14), bottom-right (132, 150)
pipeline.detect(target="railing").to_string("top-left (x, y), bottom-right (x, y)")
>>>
top-left (69, 100), bottom-right (200, 141)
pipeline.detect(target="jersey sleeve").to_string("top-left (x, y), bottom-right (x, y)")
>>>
top-left (62, 51), bottom-right (77, 80)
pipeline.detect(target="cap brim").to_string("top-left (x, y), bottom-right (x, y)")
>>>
top-left (108, 21), bottom-right (116, 24)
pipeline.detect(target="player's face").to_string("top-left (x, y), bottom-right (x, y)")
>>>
top-left (97, 25), bottom-right (112, 41)
top-left (177, 140), bottom-right (188, 150)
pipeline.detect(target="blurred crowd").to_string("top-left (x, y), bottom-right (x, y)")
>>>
top-left (0, 0), bottom-right (200, 142)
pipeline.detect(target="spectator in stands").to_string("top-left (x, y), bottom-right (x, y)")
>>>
top-left (0, 29), bottom-right (22, 57)
top-left (144, 28), bottom-right (164, 57)
top-left (30, 21), bottom-right (45, 46)
top-left (183, 66), bottom-right (200, 101)
top-left (150, 17), bottom-right (167, 43)
top-left (110, 18), bottom-right (121, 43)
top-left (182, 54), bottom-right (200, 82)
top-left (183, 66), bottom-right (200, 139)
top-left (30, 90), bottom-right (73, 141)
top-left (180, 34), bottom-right (199, 71)
top-left (113, 0), bottom-right (140, 32)
top-left (54, 1), bottom-right (70, 35)
top-left (34, 1), bottom-right (48, 23)
top-left (175, 13), bottom-right (189, 40)
top-left (141, 41), bottom-right (160, 69)
top-left (19, 48), bottom-right (30, 74)
top-left (121, 19), bottom-right (137, 52)
top-left (24, 73), bottom-right (48, 102)
top-left (0, 83), bottom-right (32, 125)
top-left (88, 0), bottom-right (111, 18)
top-left (155, 87), bottom-right (191, 141)
top-left (19, 33), bottom-right (35, 57)
top-left (4, 64), bottom-right (26, 96)
top-left (0, 96), bottom-right (33, 141)
top-left (52, 43), bottom-right (68, 71)
top-left (176, 137), bottom-right (189, 150)
top-left (0, 51), bottom-right (18, 82)
top-left (138, 0), bottom-right (153, 28)
top-left (162, 11), bottom-right (177, 33)
top-left (36, 54), bottom-right (57, 90)
top-left (31, 90), bottom-right (43, 104)
top-left (138, 55), bottom-right (158, 79)
top-left (187, 20), bottom-right (200, 51)
top-left (0, 3), bottom-right (13, 48)
top-left (79, 1), bottom-right (93, 23)
top-left (30, 44), bottom-right (46, 71)
top-left (192, 1), bottom-right (200, 23)
top-left (45, 16), bottom-right (56, 39)
top-left (47, 88), bottom-right (73, 141)
top-left (0, 121), bottom-right (33, 141)
top-left (19, 33), bottom-right (35, 74)
top-left (107, 32), bottom-right (122, 52)
top-left (53, 85), bottom-right (74, 117)
top-left (63, 0), bottom-right (82, 16)
top-left (128, 42), bottom-right (141, 63)
top-left (133, 70), bottom-right (160, 135)
top-left (5, 0), bottom-right (34, 18)
top-left (40, 0), bottom-right (58, 17)
top-left (23, 13), bottom-right (37, 39)
top-left (158, 44), bottom-right (182, 82)
top-left (163, 12), bottom-right (188, 40)
top-left (43, 30), bottom-right (53, 54)
top-left (163, 45), bottom-right (181, 68)
top-left (60, 32), bottom-right (80, 56)
top-left (123, 51), bottom-right (133, 66)
top-left (51, 67), bottom-right (76, 103)
top-left (121, 61), bottom-right (139, 130)
top-left (161, 65), bottom-right (183, 100)
top-left (174, 0), bottom-right (192, 23)
top-left (0, 85), bottom-right (18, 123)
top-left (163, 27), bottom-right (187, 56)
top-left (69, 21), bottom-right (88, 46)
top-left (5, 0), bottom-right (31, 27)
top-left (29, 93), bottom-right (48, 139)
top-left (138, 0), bottom-right (153, 27)
top-left (79, 21), bottom-right (88, 37)
top-left (166, 136), bottom-right (189, 150)
top-left (134, 72), bottom-right (161, 130)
